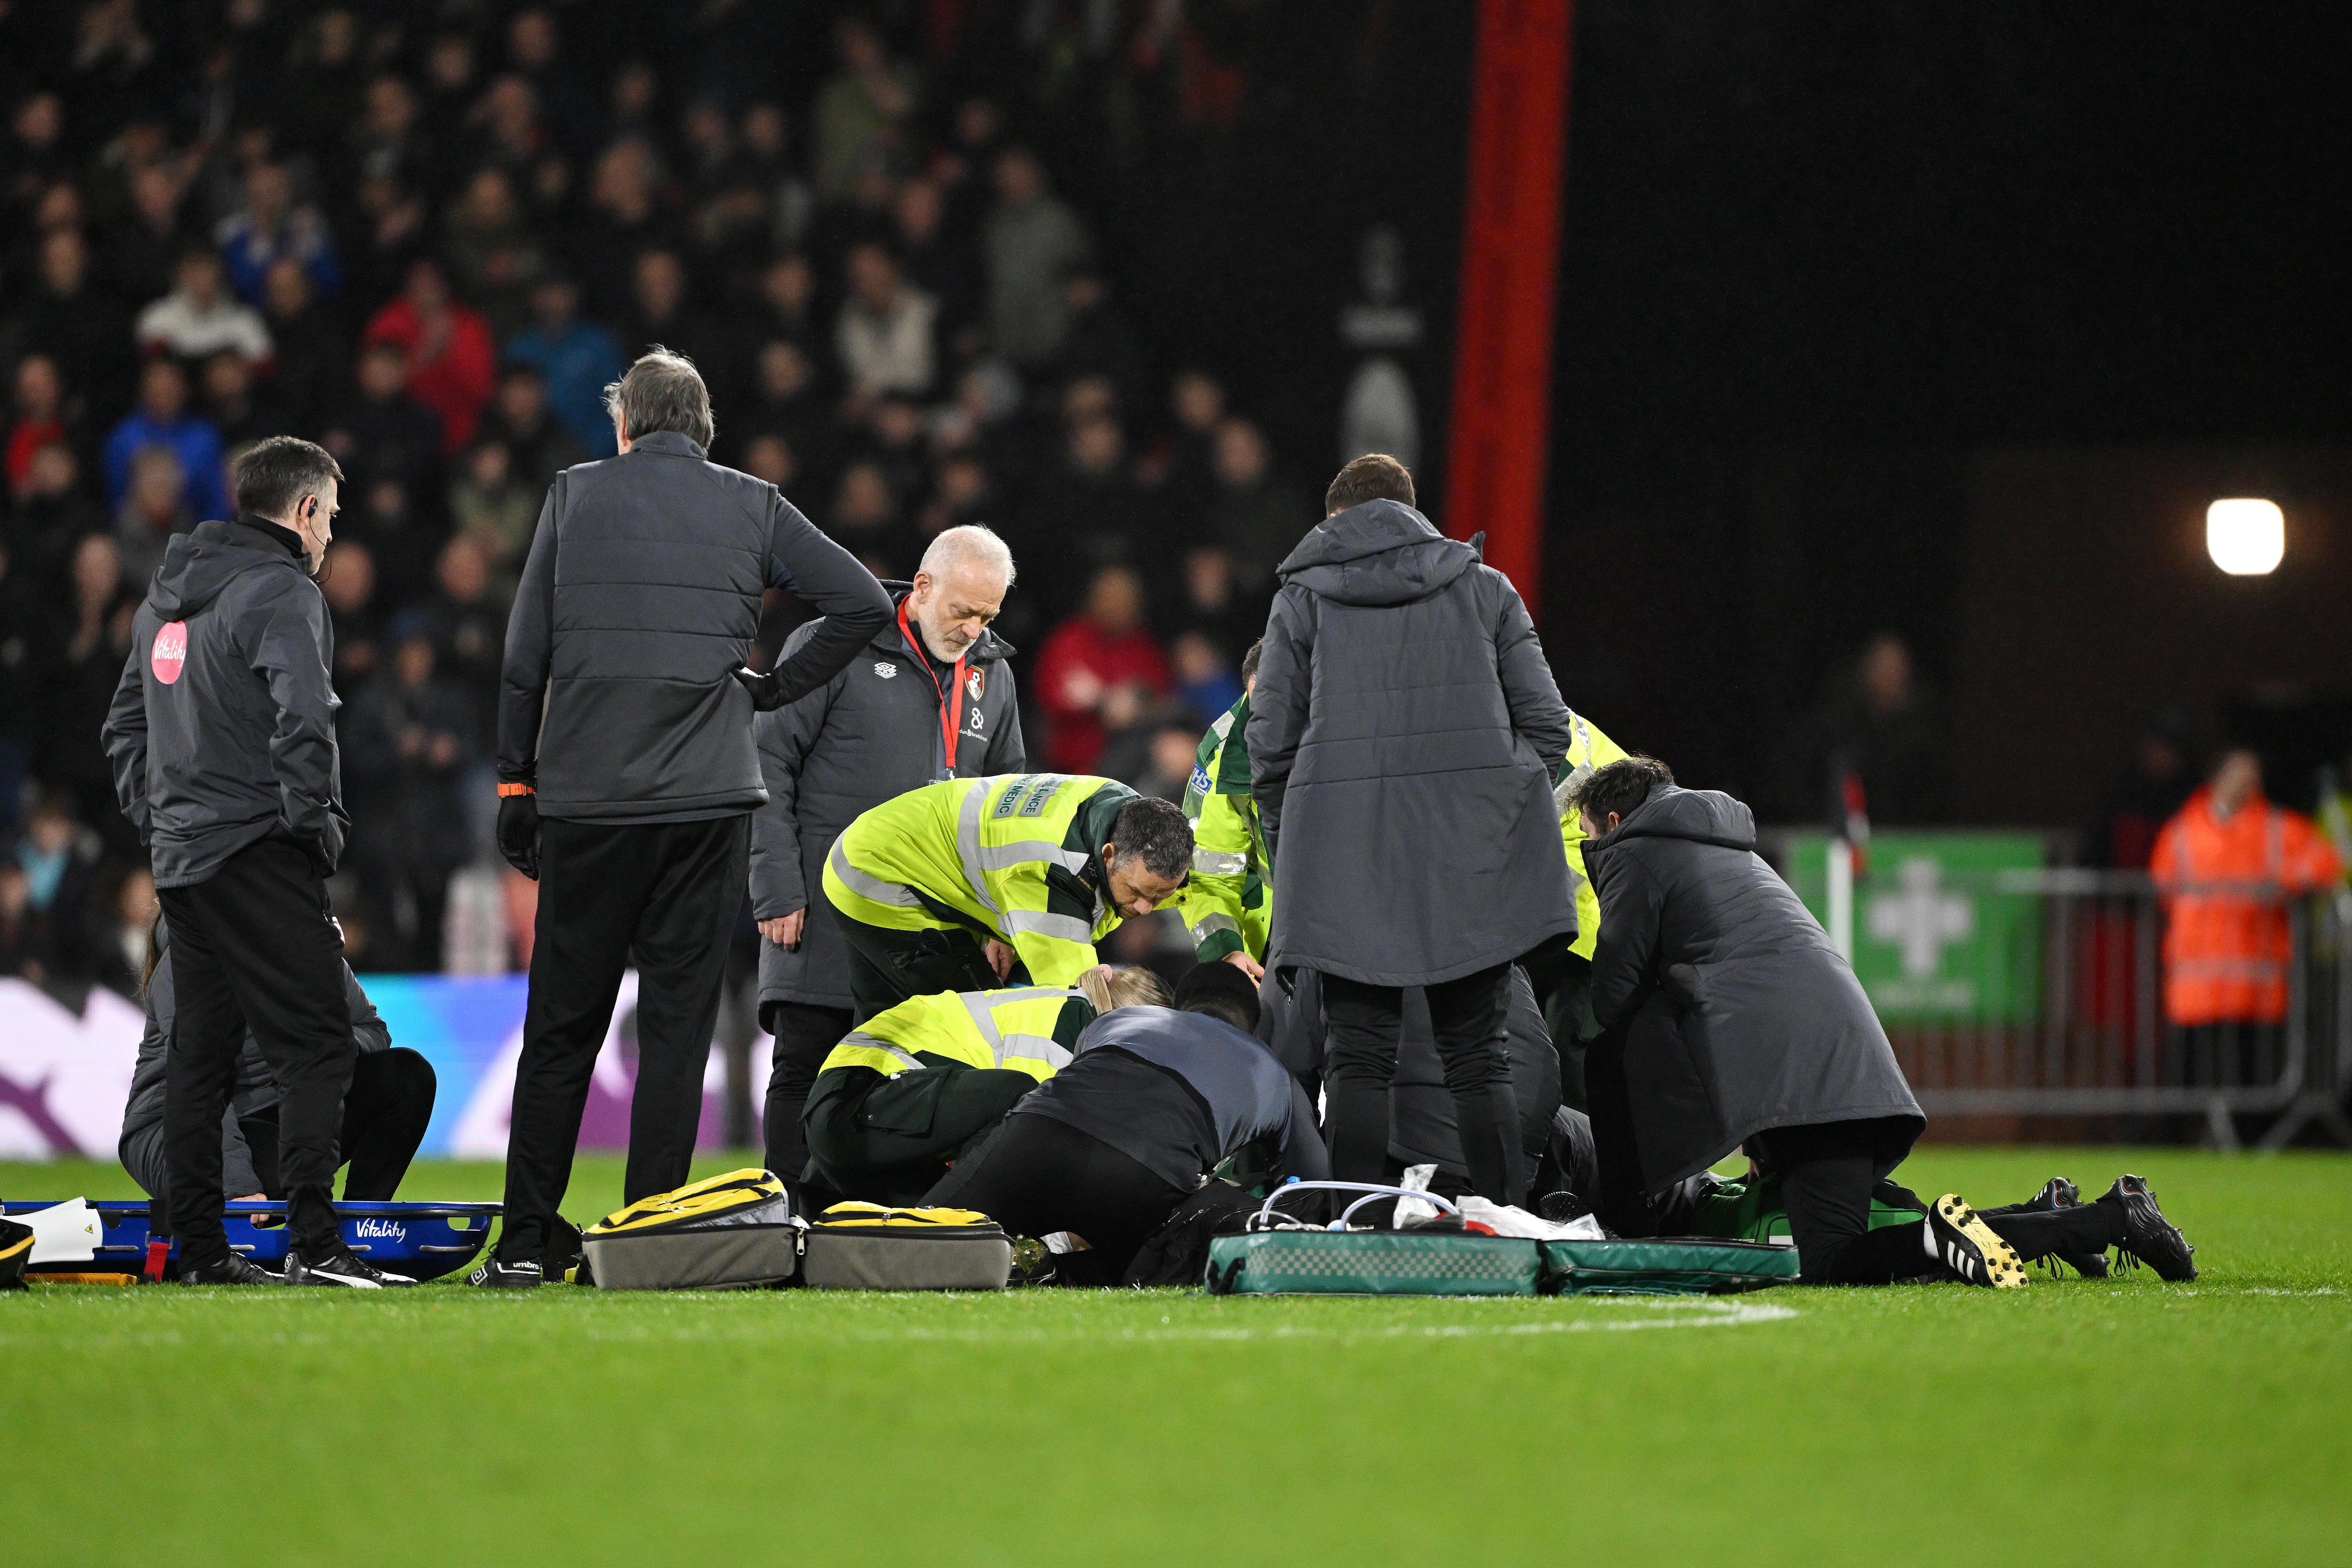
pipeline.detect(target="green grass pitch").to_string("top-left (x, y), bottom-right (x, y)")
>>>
top-left (6, 1146), bottom-right (2347, 1567)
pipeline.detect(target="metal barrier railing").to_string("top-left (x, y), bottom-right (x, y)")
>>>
top-left (1761, 848), bottom-right (2352, 1149)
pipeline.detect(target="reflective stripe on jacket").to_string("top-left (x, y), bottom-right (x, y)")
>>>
top-left (2150, 786), bottom-right (2342, 1026)
top-left (818, 986), bottom-right (1093, 1081)
top-left (1180, 692), bottom-right (1270, 963)
top-left (1555, 708), bottom-right (1631, 962)
top-left (821, 773), bottom-right (1154, 987)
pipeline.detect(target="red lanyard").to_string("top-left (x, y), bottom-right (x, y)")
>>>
top-left (898, 596), bottom-right (966, 776)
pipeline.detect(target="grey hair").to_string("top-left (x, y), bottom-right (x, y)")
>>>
top-left (917, 523), bottom-right (1016, 587)
top-left (605, 347), bottom-right (715, 449)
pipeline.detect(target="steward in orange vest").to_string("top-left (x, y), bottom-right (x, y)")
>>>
top-left (2150, 750), bottom-right (2341, 1027)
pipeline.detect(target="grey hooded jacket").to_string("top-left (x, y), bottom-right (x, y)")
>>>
top-left (1248, 499), bottom-right (1577, 986)
top-left (1584, 785), bottom-right (1924, 1191)
top-left (497, 431), bottom-right (892, 821)
top-left (103, 514), bottom-right (346, 888)
top-left (751, 586), bottom-right (1026, 1011)
top-left (117, 913), bottom-right (390, 1197)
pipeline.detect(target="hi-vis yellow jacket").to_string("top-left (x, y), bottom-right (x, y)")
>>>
top-left (821, 773), bottom-right (1169, 987)
top-left (1179, 692), bottom-right (1269, 963)
top-left (1556, 708), bottom-right (1630, 962)
top-left (818, 986), bottom-right (1094, 1082)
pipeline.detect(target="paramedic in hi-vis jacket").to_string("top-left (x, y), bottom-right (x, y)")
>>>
top-left (800, 967), bottom-right (1168, 1205)
top-left (1519, 706), bottom-right (1631, 1110)
top-left (819, 772), bottom-right (1193, 1020)
top-left (479, 349), bottom-right (890, 1288)
top-left (1179, 638), bottom-right (1271, 978)
top-left (750, 525), bottom-right (1026, 1185)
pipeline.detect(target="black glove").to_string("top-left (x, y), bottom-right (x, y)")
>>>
top-left (732, 665), bottom-right (786, 712)
top-left (498, 790), bottom-right (541, 880)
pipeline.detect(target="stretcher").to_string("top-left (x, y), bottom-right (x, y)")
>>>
top-left (0, 1198), bottom-right (500, 1282)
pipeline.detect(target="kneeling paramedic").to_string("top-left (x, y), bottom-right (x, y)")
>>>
top-left (820, 772), bottom-right (1192, 1020)
top-left (1577, 757), bottom-right (2019, 1287)
top-left (923, 963), bottom-right (1327, 1284)
top-left (120, 913), bottom-right (436, 1214)
top-left (1179, 639), bottom-right (1271, 979)
top-left (802, 968), bottom-right (1168, 1205)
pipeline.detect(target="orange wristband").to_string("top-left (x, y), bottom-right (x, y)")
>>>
top-left (497, 782), bottom-right (535, 797)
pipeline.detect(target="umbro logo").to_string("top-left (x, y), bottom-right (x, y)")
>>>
top-left (874, 662), bottom-right (898, 679)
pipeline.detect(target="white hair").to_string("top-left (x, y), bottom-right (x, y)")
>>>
top-left (918, 524), bottom-right (1016, 587)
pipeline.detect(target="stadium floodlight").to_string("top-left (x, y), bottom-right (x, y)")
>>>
top-left (2206, 498), bottom-right (2284, 575)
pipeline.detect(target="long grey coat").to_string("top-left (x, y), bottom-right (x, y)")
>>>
top-left (1585, 785), bottom-right (1924, 1191)
top-left (750, 589), bottom-right (1025, 1012)
top-left (1248, 500), bottom-right (1576, 986)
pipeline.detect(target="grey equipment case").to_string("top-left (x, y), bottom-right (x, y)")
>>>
top-left (800, 1202), bottom-right (1014, 1291)
top-left (580, 1169), bottom-right (803, 1290)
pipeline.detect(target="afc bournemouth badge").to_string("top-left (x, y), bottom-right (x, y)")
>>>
top-left (151, 621), bottom-right (188, 685)
top-left (967, 667), bottom-right (985, 702)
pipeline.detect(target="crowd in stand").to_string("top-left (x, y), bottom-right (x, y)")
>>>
top-left (0, 3), bottom-right (1315, 990)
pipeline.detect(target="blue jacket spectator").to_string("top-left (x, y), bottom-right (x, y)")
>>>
top-left (501, 276), bottom-right (626, 457)
top-left (216, 164), bottom-right (342, 305)
top-left (103, 360), bottom-right (228, 523)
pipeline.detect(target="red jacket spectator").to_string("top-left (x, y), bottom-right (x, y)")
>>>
top-left (364, 260), bottom-right (497, 453)
top-left (1035, 565), bottom-right (1171, 773)
top-left (2151, 750), bottom-right (2342, 1027)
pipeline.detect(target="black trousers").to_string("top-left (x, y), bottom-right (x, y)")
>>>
top-left (498, 813), bottom-right (748, 1261)
top-left (158, 837), bottom-right (354, 1263)
top-left (922, 1111), bottom-right (1190, 1284)
top-left (1323, 964), bottom-right (1521, 1203)
top-left (827, 903), bottom-right (1009, 1024)
top-left (802, 1062), bottom-right (1040, 1207)
top-left (123, 1047), bottom-right (437, 1205)
top-left (760, 1000), bottom-right (853, 1181)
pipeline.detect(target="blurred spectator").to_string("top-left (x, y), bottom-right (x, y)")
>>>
top-left (135, 247), bottom-right (274, 365)
top-left (1806, 632), bottom-right (1950, 827)
top-left (1035, 565), bottom-right (1172, 773)
top-left (104, 864), bottom-right (157, 998)
top-left (0, 530), bottom-right (38, 828)
top-left (216, 160), bottom-right (341, 305)
top-left (346, 174), bottom-right (430, 314)
top-left (347, 477), bottom-right (441, 606)
top-left (828, 461), bottom-right (915, 578)
top-left (259, 256), bottom-right (350, 436)
top-left (107, 160), bottom-right (193, 308)
top-left (441, 166), bottom-right (545, 336)
top-left (0, 860), bottom-right (43, 983)
top-left (507, 8), bottom-right (593, 159)
top-left (1160, 369), bottom-right (1227, 511)
top-left (737, 103), bottom-right (814, 253)
top-left (739, 433), bottom-right (797, 491)
top-left (2085, 709), bottom-right (2198, 868)
top-left (341, 623), bottom-right (476, 971)
top-left (3, 91), bottom-right (67, 223)
top-left (351, 73), bottom-right (433, 197)
top-left (504, 273), bottom-right (625, 456)
top-left (751, 250), bottom-right (823, 348)
top-left (2152, 749), bottom-right (2342, 1068)
top-left (1136, 717), bottom-right (1210, 804)
top-left (985, 147), bottom-right (1091, 369)
top-left (623, 249), bottom-right (730, 402)
top-left (5, 355), bottom-right (73, 493)
top-left (478, 364), bottom-right (587, 493)
top-left (321, 538), bottom-right (382, 692)
top-left (113, 445), bottom-right (190, 589)
top-left (814, 17), bottom-right (920, 199)
top-left (738, 338), bottom-right (832, 479)
top-left (1057, 266), bottom-right (1147, 412)
top-left (1164, 542), bottom-right (1264, 662)
top-left (1203, 416), bottom-right (1307, 582)
top-left (322, 340), bottom-right (443, 497)
top-left (8, 446), bottom-right (103, 579)
top-left (197, 348), bottom-right (279, 450)
top-left (18, 229), bottom-right (136, 414)
top-left (837, 241), bottom-right (938, 401)
top-left (363, 258), bottom-right (496, 452)
top-left (43, 534), bottom-right (137, 852)
top-left (1169, 630), bottom-right (1243, 724)
top-left (420, 535), bottom-right (507, 708)
top-left (577, 138), bottom-right (672, 320)
top-left (894, 176), bottom-right (977, 335)
top-left (103, 358), bottom-right (227, 521)
top-left (1023, 414), bottom-right (1150, 606)
top-left (449, 440), bottom-right (537, 585)
top-left (9, 792), bottom-right (104, 985)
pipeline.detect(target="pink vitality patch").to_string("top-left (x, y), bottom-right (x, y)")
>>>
top-left (151, 621), bottom-right (188, 684)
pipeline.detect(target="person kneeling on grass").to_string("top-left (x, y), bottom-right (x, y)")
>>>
top-left (801, 966), bottom-right (1169, 1207)
top-left (921, 962), bottom-right (1328, 1285)
top-left (1577, 756), bottom-right (2023, 1288)
top-left (118, 914), bottom-right (436, 1272)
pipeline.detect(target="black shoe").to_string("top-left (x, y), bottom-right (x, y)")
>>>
top-left (1538, 1191), bottom-right (1595, 1225)
top-left (179, 1253), bottom-right (281, 1285)
top-left (284, 1244), bottom-right (416, 1289)
top-left (2104, 1174), bottom-right (2196, 1281)
top-left (1926, 1194), bottom-right (2028, 1288)
top-left (467, 1253), bottom-right (543, 1289)
top-left (2024, 1177), bottom-right (2109, 1278)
